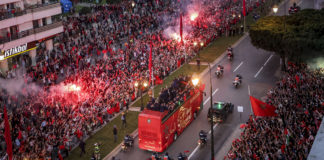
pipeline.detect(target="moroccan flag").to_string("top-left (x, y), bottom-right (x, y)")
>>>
top-left (4, 105), bottom-right (13, 160)
top-left (250, 96), bottom-right (277, 117)
top-left (149, 41), bottom-right (153, 84)
top-left (243, 0), bottom-right (246, 16)
top-left (180, 13), bottom-right (183, 44)
top-left (155, 75), bottom-right (163, 85)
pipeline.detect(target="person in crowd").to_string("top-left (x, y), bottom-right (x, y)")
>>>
top-left (0, 0), bottom-right (265, 159)
top-left (79, 139), bottom-right (86, 157)
top-left (226, 63), bottom-right (324, 160)
top-left (113, 125), bottom-right (118, 143)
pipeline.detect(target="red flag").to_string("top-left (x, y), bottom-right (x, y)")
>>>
top-left (199, 84), bottom-right (205, 92)
top-left (250, 96), bottom-right (277, 117)
top-left (180, 13), bottom-right (183, 44)
top-left (284, 128), bottom-right (288, 135)
top-left (149, 41), bottom-right (153, 84)
top-left (155, 75), bottom-right (163, 85)
top-left (4, 105), bottom-right (13, 160)
top-left (243, 0), bottom-right (246, 16)
top-left (115, 102), bottom-right (120, 113)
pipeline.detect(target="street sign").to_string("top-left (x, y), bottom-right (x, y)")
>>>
top-left (238, 106), bottom-right (243, 112)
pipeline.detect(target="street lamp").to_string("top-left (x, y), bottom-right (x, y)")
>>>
top-left (191, 77), bottom-right (199, 86)
top-left (131, 1), bottom-right (135, 7)
top-left (196, 61), bottom-right (215, 160)
top-left (193, 41), bottom-right (197, 46)
top-left (200, 42), bottom-right (204, 47)
top-left (135, 80), bottom-right (148, 111)
top-left (273, 6), bottom-right (278, 14)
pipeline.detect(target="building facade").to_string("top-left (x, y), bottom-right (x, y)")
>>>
top-left (0, 0), bottom-right (63, 75)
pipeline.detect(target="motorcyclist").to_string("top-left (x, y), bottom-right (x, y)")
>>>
top-left (199, 130), bottom-right (207, 142)
top-left (217, 65), bottom-right (224, 73)
top-left (234, 74), bottom-right (242, 84)
top-left (227, 46), bottom-right (233, 53)
top-left (163, 152), bottom-right (171, 160)
top-left (152, 152), bottom-right (160, 160)
top-left (293, 2), bottom-right (297, 7)
top-left (227, 47), bottom-right (233, 60)
top-left (124, 135), bottom-right (134, 147)
top-left (198, 130), bottom-right (207, 145)
top-left (177, 153), bottom-right (185, 160)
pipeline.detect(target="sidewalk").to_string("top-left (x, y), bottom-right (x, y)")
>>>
top-left (215, 124), bottom-right (242, 160)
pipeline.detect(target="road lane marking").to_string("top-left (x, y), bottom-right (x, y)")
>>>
top-left (188, 144), bottom-right (200, 160)
top-left (203, 88), bottom-right (219, 105)
top-left (264, 54), bottom-right (273, 66)
top-left (208, 123), bottom-right (219, 134)
top-left (203, 97), bottom-right (210, 105)
top-left (189, 123), bottom-right (219, 160)
top-left (254, 66), bottom-right (263, 78)
top-left (212, 88), bottom-right (219, 96)
top-left (233, 61), bottom-right (243, 72)
top-left (254, 54), bottom-right (273, 78)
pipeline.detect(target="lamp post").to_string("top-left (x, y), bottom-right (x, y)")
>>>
top-left (207, 62), bottom-right (214, 160)
top-left (197, 61), bottom-right (214, 160)
top-left (135, 80), bottom-right (148, 111)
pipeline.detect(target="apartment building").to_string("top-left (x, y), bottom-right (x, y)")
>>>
top-left (0, 0), bottom-right (63, 74)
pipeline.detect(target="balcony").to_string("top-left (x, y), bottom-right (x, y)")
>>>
top-left (0, 2), bottom-right (62, 29)
top-left (0, 21), bottom-right (63, 50)
top-left (0, 0), bottom-right (21, 6)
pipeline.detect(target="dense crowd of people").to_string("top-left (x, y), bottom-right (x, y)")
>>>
top-left (227, 63), bottom-right (324, 160)
top-left (0, 0), bottom-right (265, 159)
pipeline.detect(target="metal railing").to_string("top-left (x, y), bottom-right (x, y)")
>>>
top-left (0, 21), bottom-right (62, 44)
top-left (0, 1), bottom-right (60, 21)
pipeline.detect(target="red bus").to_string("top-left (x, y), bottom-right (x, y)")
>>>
top-left (138, 85), bottom-right (204, 152)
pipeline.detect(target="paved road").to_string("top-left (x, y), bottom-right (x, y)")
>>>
top-left (112, 0), bottom-right (315, 160)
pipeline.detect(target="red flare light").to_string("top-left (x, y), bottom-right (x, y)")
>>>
top-left (190, 13), bottom-right (198, 21)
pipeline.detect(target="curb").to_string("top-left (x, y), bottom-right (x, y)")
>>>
top-left (103, 129), bottom-right (139, 160)
top-left (215, 124), bottom-right (242, 160)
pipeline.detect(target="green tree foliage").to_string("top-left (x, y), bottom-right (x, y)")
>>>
top-left (250, 9), bottom-right (324, 68)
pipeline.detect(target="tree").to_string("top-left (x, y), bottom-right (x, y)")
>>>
top-left (249, 9), bottom-right (324, 70)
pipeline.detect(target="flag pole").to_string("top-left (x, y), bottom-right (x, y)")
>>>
top-left (248, 85), bottom-right (252, 114)
top-left (151, 50), bottom-right (154, 98)
top-left (244, 15), bottom-right (246, 33)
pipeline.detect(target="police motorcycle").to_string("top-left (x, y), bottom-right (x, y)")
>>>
top-left (177, 152), bottom-right (188, 160)
top-left (198, 130), bottom-right (207, 147)
top-left (215, 65), bottom-right (224, 78)
top-left (227, 46), bottom-right (233, 61)
top-left (121, 135), bottom-right (134, 152)
top-left (233, 75), bottom-right (242, 88)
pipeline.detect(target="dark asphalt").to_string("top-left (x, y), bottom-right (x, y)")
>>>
top-left (112, 0), bottom-right (315, 160)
